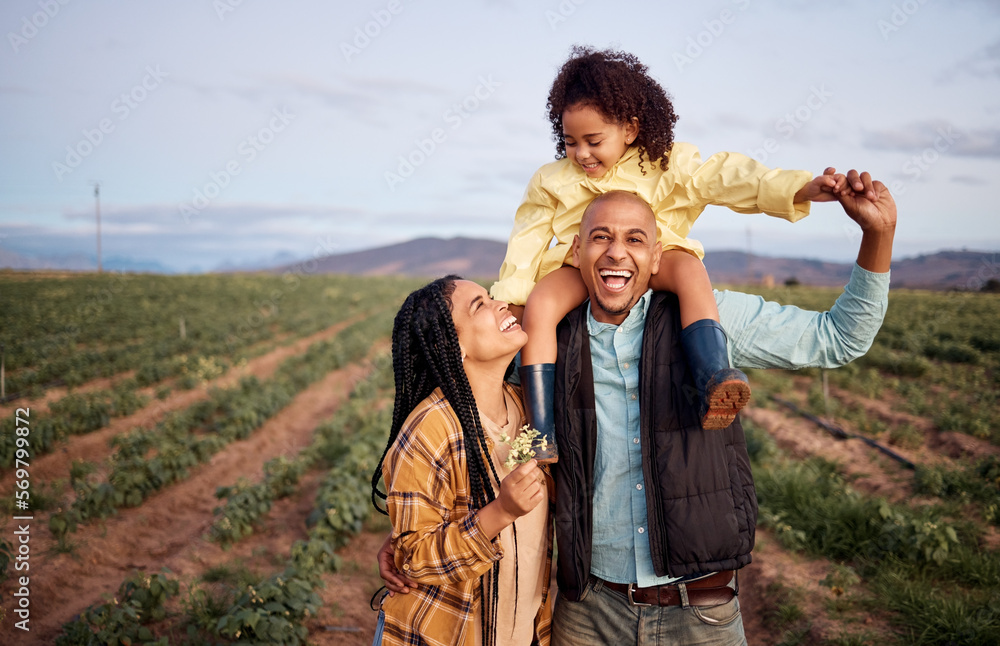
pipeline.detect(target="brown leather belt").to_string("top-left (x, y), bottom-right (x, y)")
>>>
top-left (599, 570), bottom-right (736, 607)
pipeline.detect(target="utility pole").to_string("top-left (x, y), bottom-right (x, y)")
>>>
top-left (746, 225), bottom-right (753, 285)
top-left (94, 182), bottom-right (102, 273)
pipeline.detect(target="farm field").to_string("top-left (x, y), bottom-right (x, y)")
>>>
top-left (0, 271), bottom-right (998, 645)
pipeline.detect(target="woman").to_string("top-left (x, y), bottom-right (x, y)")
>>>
top-left (370, 276), bottom-right (554, 646)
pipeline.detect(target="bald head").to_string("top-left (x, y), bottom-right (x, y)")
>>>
top-left (581, 190), bottom-right (657, 233)
top-left (572, 190), bottom-right (662, 324)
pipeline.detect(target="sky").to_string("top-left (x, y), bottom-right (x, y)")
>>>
top-left (1, 0), bottom-right (998, 273)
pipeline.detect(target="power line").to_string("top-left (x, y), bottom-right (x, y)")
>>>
top-left (91, 181), bottom-right (102, 273)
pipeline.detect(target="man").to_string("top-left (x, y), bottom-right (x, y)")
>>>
top-left (549, 172), bottom-right (894, 645)
top-left (380, 172), bottom-right (896, 645)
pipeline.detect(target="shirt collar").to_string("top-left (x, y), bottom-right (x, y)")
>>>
top-left (587, 289), bottom-right (653, 337)
top-left (576, 145), bottom-right (641, 191)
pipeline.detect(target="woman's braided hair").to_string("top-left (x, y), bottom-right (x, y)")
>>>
top-left (371, 275), bottom-right (503, 646)
top-left (547, 44), bottom-right (679, 175)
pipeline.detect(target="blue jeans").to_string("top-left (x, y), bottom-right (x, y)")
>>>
top-left (371, 608), bottom-right (385, 646)
top-left (552, 578), bottom-right (747, 646)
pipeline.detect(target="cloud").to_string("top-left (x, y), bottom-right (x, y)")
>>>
top-left (950, 174), bottom-right (989, 185)
top-left (257, 73), bottom-right (453, 126)
top-left (863, 120), bottom-right (1000, 158)
top-left (166, 72), bottom-right (449, 129)
top-left (941, 38), bottom-right (1000, 81)
top-left (4, 202), bottom-right (391, 271)
top-left (60, 202), bottom-right (366, 227)
top-left (0, 85), bottom-right (36, 96)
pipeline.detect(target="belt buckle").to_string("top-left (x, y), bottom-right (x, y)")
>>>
top-left (626, 583), bottom-right (653, 607)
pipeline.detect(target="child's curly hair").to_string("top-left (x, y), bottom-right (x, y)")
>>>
top-left (547, 45), bottom-right (678, 175)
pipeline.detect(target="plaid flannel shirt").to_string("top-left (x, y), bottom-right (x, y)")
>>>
top-left (381, 385), bottom-right (553, 646)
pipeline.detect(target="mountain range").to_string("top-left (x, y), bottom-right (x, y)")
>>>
top-left (273, 237), bottom-right (999, 291)
top-left (4, 238), bottom-right (997, 291)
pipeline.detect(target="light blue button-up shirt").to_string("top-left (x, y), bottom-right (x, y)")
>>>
top-left (587, 289), bottom-right (655, 585)
top-left (587, 263), bottom-right (889, 586)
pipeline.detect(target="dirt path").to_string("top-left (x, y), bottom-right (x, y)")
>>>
top-left (743, 406), bottom-right (921, 506)
top-left (309, 524), bottom-right (391, 645)
top-left (0, 330), bottom-right (299, 420)
top-left (0, 319), bottom-right (356, 500)
top-left (0, 341), bottom-right (379, 644)
top-left (0, 371), bottom-right (136, 419)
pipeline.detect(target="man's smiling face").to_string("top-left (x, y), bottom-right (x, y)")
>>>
top-left (572, 192), bottom-right (662, 325)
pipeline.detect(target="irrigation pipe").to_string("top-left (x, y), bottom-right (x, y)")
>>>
top-left (770, 395), bottom-right (916, 470)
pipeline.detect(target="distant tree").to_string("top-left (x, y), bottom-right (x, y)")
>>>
top-left (784, 277), bottom-right (801, 287)
top-left (981, 278), bottom-right (1000, 293)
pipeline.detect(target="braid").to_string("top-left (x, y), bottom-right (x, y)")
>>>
top-left (370, 275), bottom-right (503, 646)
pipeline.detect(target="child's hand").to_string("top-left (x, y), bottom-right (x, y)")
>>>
top-left (498, 460), bottom-right (545, 519)
top-left (794, 167), bottom-right (846, 203)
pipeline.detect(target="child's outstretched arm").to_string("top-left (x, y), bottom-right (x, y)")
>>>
top-left (793, 166), bottom-right (848, 203)
top-left (718, 169), bottom-right (895, 370)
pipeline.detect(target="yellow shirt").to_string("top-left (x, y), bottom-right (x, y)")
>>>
top-left (490, 144), bottom-right (813, 305)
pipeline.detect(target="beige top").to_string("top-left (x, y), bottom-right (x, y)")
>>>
top-left (476, 388), bottom-right (549, 646)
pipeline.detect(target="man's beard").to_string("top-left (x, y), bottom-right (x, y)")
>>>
top-left (593, 293), bottom-right (634, 317)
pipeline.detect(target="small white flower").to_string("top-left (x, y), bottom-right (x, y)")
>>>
top-left (499, 425), bottom-right (548, 469)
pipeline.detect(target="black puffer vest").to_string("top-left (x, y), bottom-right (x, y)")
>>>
top-left (551, 292), bottom-right (757, 602)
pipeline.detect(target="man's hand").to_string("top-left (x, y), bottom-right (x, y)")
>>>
top-left (377, 532), bottom-right (418, 597)
top-left (838, 170), bottom-right (895, 232)
top-left (841, 167), bottom-right (880, 202)
top-left (794, 167), bottom-right (847, 203)
top-left (838, 170), bottom-right (896, 273)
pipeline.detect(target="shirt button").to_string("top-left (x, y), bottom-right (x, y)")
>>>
top-left (633, 437), bottom-right (639, 444)
top-left (631, 393), bottom-right (637, 400)
top-left (402, 563), bottom-right (410, 571)
top-left (638, 527), bottom-right (645, 534)
top-left (623, 362), bottom-right (630, 369)
top-left (636, 484), bottom-right (643, 491)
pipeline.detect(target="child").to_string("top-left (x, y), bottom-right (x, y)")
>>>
top-left (490, 46), bottom-right (847, 461)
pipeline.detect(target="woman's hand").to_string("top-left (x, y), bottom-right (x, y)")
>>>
top-left (499, 460), bottom-right (545, 517)
top-left (479, 460), bottom-right (545, 538)
top-left (377, 532), bottom-right (418, 596)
